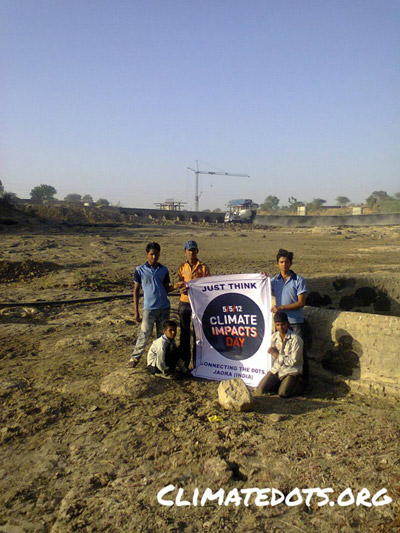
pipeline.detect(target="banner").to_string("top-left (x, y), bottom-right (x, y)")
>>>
top-left (187, 273), bottom-right (272, 387)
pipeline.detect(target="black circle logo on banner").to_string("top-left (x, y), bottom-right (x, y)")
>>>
top-left (202, 293), bottom-right (265, 361)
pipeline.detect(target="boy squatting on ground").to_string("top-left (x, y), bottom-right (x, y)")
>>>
top-left (270, 248), bottom-right (309, 381)
top-left (256, 312), bottom-right (305, 397)
top-left (128, 242), bottom-right (180, 368)
top-left (147, 320), bottom-right (191, 379)
top-left (176, 240), bottom-right (210, 369)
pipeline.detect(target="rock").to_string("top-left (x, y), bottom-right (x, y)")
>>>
top-left (354, 287), bottom-right (377, 306)
top-left (269, 413), bottom-right (286, 422)
top-left (202, 457), bottom-right (232, 483)
top-left (339, 295), bottom-right (361, 311)
top-left (305, 291), bottom-right (323, 307)
top-left (100, 370), bottom-right (152, 398)
top-left (218, 378), bottom-right (253, 412)
top-left (60, 380), bottom-right (92, 395)
top-left (51, 488), bottom-right (85, 533)
top-left (373, 295), bottom-right (391, 313)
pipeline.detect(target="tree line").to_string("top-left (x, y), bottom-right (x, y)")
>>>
top-left (1, 181), bottom-right (400, 214)
top-left (260, 191), bottom-right (400, 214)
top-left (28, 185), bottom-right (110, 207)
top-left (0, 182), bottom-right (112, 207)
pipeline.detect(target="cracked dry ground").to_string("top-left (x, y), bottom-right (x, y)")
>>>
top-left (1, 223), bottom-right (400, 532)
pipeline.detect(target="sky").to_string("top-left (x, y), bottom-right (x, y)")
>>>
top-left (1, 0), bottom-right (399, 211)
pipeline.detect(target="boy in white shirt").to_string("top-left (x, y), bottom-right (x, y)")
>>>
top-left (147, 320), bottom-right (190, 379)
top-left (256, 312), bottom-right (305, 397)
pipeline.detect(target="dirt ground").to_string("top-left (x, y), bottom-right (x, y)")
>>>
top-left (1, 211), bottom-right (400, 532)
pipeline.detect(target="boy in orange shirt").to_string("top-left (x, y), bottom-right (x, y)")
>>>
top-left (177, 240), bottom-right (210, 368)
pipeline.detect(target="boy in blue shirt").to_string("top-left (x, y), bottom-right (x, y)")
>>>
top-left (128, 242), bottom-right (178, 367)
top-left (270, 248), bottom-right (309, 381)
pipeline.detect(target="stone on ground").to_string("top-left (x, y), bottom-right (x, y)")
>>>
top-left (100, 369), bottom-right (152, 398)
top-left (202, 457), bottom-right (233, 483)
top-left (218, 378), bottom-right (253, 412)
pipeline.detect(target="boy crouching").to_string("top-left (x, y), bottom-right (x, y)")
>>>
top-left (147, 320), bottom-right (191, 379)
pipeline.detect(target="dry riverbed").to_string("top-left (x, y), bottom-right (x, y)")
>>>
top-left (1, 217), bottom-right (400, 532)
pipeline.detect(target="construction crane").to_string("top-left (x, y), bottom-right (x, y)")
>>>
top-left (187, 161), bottom-right (250, 211)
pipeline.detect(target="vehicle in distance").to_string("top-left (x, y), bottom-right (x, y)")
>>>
top-left (224, 199), bottom-right (258, 223)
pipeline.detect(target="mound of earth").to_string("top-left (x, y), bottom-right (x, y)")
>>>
top-left (28, 204), bottom-right (128, 225)
top-left (0, 260), bottom-right (63, 282)
top-left (0, 199), bottom-right (34, 228)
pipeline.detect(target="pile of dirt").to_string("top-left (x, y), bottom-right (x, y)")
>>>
top-left (0, 260), bottom-right (64, 282)
top-left (27, 204), bottom-right (128, 225)
top-left (0, 199), bottom-right (32, 228)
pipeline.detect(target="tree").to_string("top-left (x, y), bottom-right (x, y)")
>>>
top-left (64, 193), bottom-right (82, 204)
top-left (336, 196), bottom-right (351, 206)
top-left (379, 197), bottom-right (400, 214)
top-left (30, 184), bottom-right (57, 203)
top-left (96, 198), bottom-right (110, 207)
top-left (0, 180), bottom-right (19, 204)
top-left (287, 196), bottom-right (305, 212)
top-left (212, 208), bottom-right (222, 212)
top-left (308, 198), bottom-right (327, 211)
top-left (260, 195), bottom-right (280, 211)
top-left (82, 194), bottom-right (94, 205)
top-left (366, 190), bottom-right (389, 207)
top-left (0, 191), bottom-right (18, 205)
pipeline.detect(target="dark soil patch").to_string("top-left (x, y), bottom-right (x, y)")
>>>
top-left (0, 260), bottom-right (64, 282)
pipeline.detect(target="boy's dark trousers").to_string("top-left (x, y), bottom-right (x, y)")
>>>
top-left (178, 301), bottom-right (196, 368)
top-left (256, 371), bottom-right (304, 398)
top-left (290, 322), bottom-right (310, 382)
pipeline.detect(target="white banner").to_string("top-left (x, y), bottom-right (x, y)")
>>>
top-left (187, 273), bottom-right (272, 387)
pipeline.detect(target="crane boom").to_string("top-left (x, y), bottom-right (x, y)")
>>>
top-left (187, 168), bottom-right (249, 178)
top-left (187, 162), bottom-right (250, 211)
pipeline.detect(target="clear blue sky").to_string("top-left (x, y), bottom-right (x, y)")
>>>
top-left (1, 0), bottom-right (399, 210)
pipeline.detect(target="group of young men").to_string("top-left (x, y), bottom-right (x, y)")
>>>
top-left (127, 240), bottom-right (209, 379)
top-left (127, 241), bottom-right (309, 396)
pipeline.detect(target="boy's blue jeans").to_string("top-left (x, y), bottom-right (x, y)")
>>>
top-left (130, 308), bottom-right (170, 361)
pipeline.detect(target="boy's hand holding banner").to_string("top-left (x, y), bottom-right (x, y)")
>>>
top-left (187, 273), bottom-right (272, 387)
